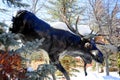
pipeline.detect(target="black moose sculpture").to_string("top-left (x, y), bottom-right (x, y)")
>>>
top-left (10, 10), bottom-right (104, 80)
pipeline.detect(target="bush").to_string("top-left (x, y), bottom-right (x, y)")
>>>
top-left (0, 51), bottom-right (26, 80)
top-left (109, 67), bottom-right (118, 72)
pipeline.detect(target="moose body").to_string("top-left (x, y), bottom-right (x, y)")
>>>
top-left (10, 10), bottom-right (104, 80)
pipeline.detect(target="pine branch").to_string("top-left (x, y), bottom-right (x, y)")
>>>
top-left (0, 32), bottom-right (20, 51)
top-left (15, 38), bottom-right (44, 54)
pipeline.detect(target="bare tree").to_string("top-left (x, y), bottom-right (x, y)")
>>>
top-left (88, 0), bottom-right (120, 76)
top-left (27, 0), bottom-right (47, 14)
top-left (88, 0), bottom-right (120, 45)
top-left (2, 0), bottom-right (29, 7)
top-left (45, 0), bottom-right (86, 28)
top-left (24, 0), bottom-right (48, 19)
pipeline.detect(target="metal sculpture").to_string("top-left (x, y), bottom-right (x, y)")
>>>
top-left (10, 10), bottom-right (104, 80)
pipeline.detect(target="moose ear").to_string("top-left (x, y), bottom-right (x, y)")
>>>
top-left (16, 10), bottom-right (26, 18)
top-left (84, 42), bottom-right (91, 48)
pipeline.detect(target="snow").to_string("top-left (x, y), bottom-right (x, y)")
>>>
top-left (27, 67), bottom-right (34, 72)
top-left (70, 71), bottom-right (120, 80)
top-left (56, 67), bottom-right (120, 80)
top-left (50, 22), bottom-right (91, 35)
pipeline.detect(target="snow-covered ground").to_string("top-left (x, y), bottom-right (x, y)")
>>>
top-left (70, 71), bottom-right (120, 80)
top-left (56, 68), bottom-right (120, 80)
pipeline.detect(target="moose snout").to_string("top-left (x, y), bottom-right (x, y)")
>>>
top-left (91, 50), bottom-right (104, 63)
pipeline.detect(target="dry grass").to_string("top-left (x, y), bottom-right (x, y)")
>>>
top-left (30, 60), bottom-right (45, 70)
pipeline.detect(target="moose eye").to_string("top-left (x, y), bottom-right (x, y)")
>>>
top-left (84, 42), bottom-right (91, 48)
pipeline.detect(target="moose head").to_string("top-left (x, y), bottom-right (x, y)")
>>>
top-left (10, 10), bottom-right (104, 80)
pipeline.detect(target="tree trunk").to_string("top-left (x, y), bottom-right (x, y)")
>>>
top-left (105, 53), bottom-right (109, 76)
top-left (96, 63), bottom-right (99, 73)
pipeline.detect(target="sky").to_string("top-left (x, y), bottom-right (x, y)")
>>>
top-left (0, 0), bottom-right (22, 25)
top-left (0, 0), bottom-right (49, 26)
top-left (0, 0), bottom-right (87, 26)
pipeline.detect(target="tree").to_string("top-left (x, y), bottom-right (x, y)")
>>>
top-left (45, 0), bottom-right (86, 27)
top-left (0, 32), bottom-right (24, 80)
top-left (88, 0), bottom-right (120, 45)
top-left (26, 0), bottom-right (47, 14)
top-left (2, 0), bottom-right (29, 7)
top-left (88, 0), bottom-right (120, 76)
top-left (0, 0), bottom-right (29, 30)
top-left (117, 52), bottom-right (120, 76)
top-left (0, 32), bottom-right (56, 80)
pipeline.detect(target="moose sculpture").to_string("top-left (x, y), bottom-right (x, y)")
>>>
top-left (10, 10), bottom-right (104, 80)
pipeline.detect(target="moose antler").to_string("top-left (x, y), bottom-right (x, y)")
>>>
top-left (63, 15), bottom-right (95, 39)
top-left (74, 19), bottom-right (109, 40)
top-left (60, 11), bottom-right (107, 40)
top-left (62, 15), bottom-right (84, 37)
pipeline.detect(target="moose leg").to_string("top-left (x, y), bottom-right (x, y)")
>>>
top-left (49, 61), bottom-right (56, 80)
top-left (49, 53), bottom-right (70, 80)
top-left (55, 61), bottom-right (70, 80)
top-left (83, 60), bottom-right (87, 76)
